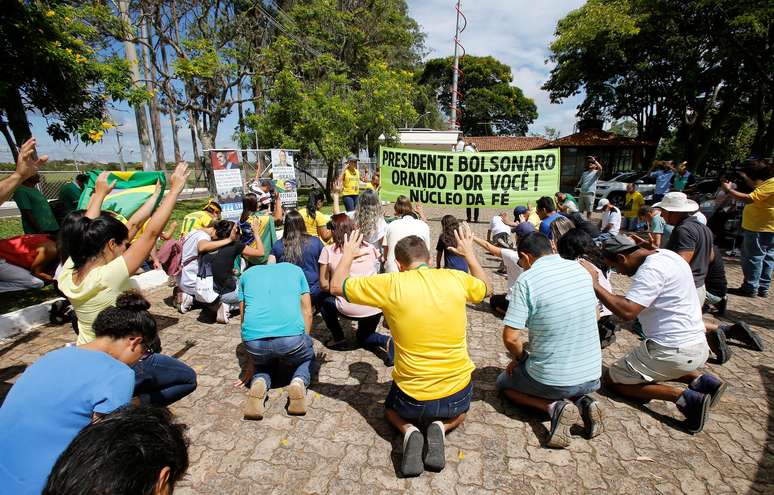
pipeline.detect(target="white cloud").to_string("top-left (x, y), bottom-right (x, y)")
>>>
top-left (407, 0), bottom-right (586, 136)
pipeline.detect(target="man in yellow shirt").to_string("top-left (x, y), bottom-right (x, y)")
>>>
top-left (338, 156), bottom-right (361, 212)
top-left (330, 225), bottom-right (491, 478)
top-left (623, 183), bottom-right (645, 231)
top-left (178, 201), bottom-right (221, 237)
top-left (722, 160), bottom-right (774, 297)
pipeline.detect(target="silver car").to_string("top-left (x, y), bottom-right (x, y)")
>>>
top-left (591, 171), bottom-right (656, 208)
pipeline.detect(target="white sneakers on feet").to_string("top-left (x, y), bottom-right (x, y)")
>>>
top-left (216, 302), bottom-right (229, 324)
top-left (179, 293), bottom-right (194, 314)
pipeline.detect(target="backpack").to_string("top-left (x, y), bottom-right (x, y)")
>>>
top-left (157, 236), bottom-right (198, 277)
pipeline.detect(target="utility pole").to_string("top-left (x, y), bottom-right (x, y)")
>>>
top-left (450, 0), bottom-right (466, 131)
top-left (117, 0), bottom-right (154, 171)
top-left (115, 125), bottom-right (126, 171)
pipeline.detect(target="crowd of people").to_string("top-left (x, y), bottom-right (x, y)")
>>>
top-left (0, 139), bottom-right (771, 490)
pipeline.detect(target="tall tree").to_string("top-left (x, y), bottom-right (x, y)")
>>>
top-left (544, 0), bottom-right (774, 169)
top-left (0, 1), bottom-right (136, 158)
top-left (417, 55), bottom-right (538, 136)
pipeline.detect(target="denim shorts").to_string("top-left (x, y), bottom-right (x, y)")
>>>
top-left (384, 380), bottom-right (473, 421)
top-left (496, 360), bottom-right (600, 401)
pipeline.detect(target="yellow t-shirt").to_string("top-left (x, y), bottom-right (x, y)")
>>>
top-left (57, 256), bottom-right (132, 345)
top-left (342, 168), bottom-right (361, 196)
top-left (365, 183), bottom-right (375, 190)
top-left (343, 266), bottom-right (486, 400)
top-left (743, 178), bottom-right (774, 232)
top-left (527, 211), bottom-right (541, 229)
top-left (298, 208), bottom-right (330, 238)
top-left (624, 191), bottom-right (645, 218)
top-left (179, 211), bottom-right (214, 237)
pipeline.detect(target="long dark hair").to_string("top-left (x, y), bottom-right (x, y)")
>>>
top-left (307, 189), bottom-right (325, 219)
top-left (92, 290), bottom-right (157, 344)
top-left (240, 193), bottom-right (258, 222)
top-left (440, 215), bottom-right (459, 248)
top-left (66, 212), bottom-right (129, 270)
top-left (330, 213), bottom-right (354, 249)
top-left (58, 210), bottom-right (85, 264)
top-left (282, 210), bottom-right (310, 265)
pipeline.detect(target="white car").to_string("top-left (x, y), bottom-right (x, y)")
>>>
top-left (588, 171), bottom-right (656, 209)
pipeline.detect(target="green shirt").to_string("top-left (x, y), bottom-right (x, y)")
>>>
top-left (13, 185), bottom-right (58, 233)
top-left (57, 181), bottom-right (83, 214)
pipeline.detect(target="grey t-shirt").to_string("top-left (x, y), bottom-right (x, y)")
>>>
top-left (666, 216), bottom-right (713, 288)
top-left (578, 170), bottom-right (601, 193)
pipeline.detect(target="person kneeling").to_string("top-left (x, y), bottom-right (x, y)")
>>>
top-left (319, 214), bottom-right (393, 364)
top-left (496, 233), bottom-right (603, 449)
top-left (330, 227), bottom-right (492, 477)
top-left (584, 235), bottom-right (724, 434)
top-left (237, 262), bottom-right (315, 420)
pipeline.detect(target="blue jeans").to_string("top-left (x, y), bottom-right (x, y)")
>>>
top-left (243, 334), bottom-right (314, 388)
top-left (343, 195), bottom-right (358, 212)
top-left (623, 217), bottom-right (640, 231)
top-left (741, 230), bottom-right (774, 292)
top-left (132, 354), bottom-right (198, 406)
top-left (385, 380), bottom-right (472, 421)
top-left (496, 359), bottom-right (600, 401)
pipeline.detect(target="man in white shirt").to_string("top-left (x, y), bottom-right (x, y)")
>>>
top-left (595, 198), bottom-right (621, 240)
top-left (383, 199), bottom-right (431, 273)
top-left (473, 222), bottom-right (532, 316)
top-left (582, 235), bottom-right (723, 434)
top-left (488, 213), bottom-right (513, 247)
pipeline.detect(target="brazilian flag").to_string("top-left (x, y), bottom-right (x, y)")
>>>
top-left (76, 170), bottom-right (167, 218)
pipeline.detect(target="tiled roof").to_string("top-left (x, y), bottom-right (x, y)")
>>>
top-left (539, 128), bottom-right (657, 148)
top-left (464, 136), bottom-right (549, 152)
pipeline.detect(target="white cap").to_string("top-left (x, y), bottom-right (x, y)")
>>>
top-left (595, 198), bottom-right (610, 210)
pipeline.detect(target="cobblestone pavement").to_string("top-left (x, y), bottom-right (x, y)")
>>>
top-left (1, 207), bottom-right (772, 494)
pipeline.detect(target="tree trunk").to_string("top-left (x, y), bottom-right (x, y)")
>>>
top-left (118, 0), bottom-right (154, 171)
top-left (160, 40), bottom-right (182, 162)
top-left (1, 86), bottom-right (31, 152)
top-left (236, 84), bottom-right (248, 163)
top-left (142, 16), bottom-right (166, 170)
top-left (0, 117), bottom-right (18, 162)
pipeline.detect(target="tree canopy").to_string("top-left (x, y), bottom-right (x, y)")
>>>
top-left (544, 0), bottom-right (774, 170)
top-left (417, 55), bottom-right (537, 136)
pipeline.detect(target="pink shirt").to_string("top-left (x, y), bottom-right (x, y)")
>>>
top-left (319, 243), bottom-right (381, 317)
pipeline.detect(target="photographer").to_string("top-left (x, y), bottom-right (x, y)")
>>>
top-left (576, 156), bottom-right (603, 220)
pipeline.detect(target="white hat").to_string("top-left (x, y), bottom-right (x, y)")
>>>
top-left (595, 198), bottom-right (610, 210)
top-left (653, 192), bottom-right (699, 213)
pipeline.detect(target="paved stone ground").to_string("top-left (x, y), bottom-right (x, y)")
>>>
top-left (0, 206), bottom-right (772, 494)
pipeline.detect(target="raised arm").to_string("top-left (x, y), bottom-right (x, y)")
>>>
top-left (448, 223), bottom-right (493, 297)
top-left (330, 230), bottom-right (363, 297)
top-left (413, 203), bottom-right (428, 222)
top-left (198, 224), bottom-right (238, 253)
top-left (272, 191), bottom-right (284, 224)
top-left (0, 138), bottom-right (47, 204)
top-left (126, 180), bottom-right (163, 240)
top-left (122, 162), bottom-right (189, 274)
top-left (242, 241), bottom-right (265, 258)
top-left (331, 180), bottom-right (342, 215)
top-left (721, 180), bottom-right (753, 204)
top-left (86, 172), bottom-right (116, 219)
top-left (473, 236), bottom-right (503, 258)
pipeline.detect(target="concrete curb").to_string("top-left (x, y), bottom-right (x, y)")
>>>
top-left (0, 269), bottom-right (171, 341)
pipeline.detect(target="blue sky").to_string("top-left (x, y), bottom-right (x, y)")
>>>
top-left (1, 0), bottom-right (585, 163)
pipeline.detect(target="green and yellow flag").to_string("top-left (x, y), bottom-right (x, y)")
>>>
top-left (76, 170), bottom-right (167, 218)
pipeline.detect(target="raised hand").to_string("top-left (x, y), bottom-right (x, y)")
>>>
top-left (332, 179), bottom-right (343, 195)
top-left (94, 171), bottom-right (117, 197)
top-left (170, 161), bottom-right (190, 192)
top-left (447, 221), bottom-right (475, 258)
top-left (229, 223), bottom-right (239, 241)
top-left (15, 138), bottom-right (48, 180)
top-left (342, 229), bottom-right (364, 258)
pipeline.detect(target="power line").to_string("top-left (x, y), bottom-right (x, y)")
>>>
top-left (255, 3), bottom-right (323, 59)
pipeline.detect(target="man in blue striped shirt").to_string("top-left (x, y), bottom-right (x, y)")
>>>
top-left (496, 232), bottom-right (603, 449)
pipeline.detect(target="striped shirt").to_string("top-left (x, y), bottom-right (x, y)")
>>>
top-left (504, 254), bottom-right (601, 386)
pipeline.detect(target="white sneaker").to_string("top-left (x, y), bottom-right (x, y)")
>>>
top-left (179, 293), bottom-right (194, 314)
top-left (216, 302), bottom-right (229, 324)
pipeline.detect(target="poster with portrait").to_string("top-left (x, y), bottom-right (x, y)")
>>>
top-left (209, 149), bottom-right (244, 220)
top-left (270, 149), bottom-right (298, 209)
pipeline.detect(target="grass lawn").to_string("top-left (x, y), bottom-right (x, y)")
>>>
top-left (0, 188), bottom-right (332, 314)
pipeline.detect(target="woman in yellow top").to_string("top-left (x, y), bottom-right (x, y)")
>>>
top-left (338, 156), bottom-right (361, 212)
top-left (297, 189), bottom-right (332, 242)
top-left (623, 183), bottom-right (645, 230)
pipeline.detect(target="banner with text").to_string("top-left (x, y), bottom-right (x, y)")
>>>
top-left (379, 146), bottom-right (561, 207)
top-left (209, 149), bottom-right (244, 220)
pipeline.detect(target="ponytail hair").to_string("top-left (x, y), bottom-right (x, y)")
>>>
top-left (240, 193), bottom-right (258, 222)
top-left (58, 210), bottom-right (86, 264)
top-left (307, 189), bottom-right (325, 219)
top-left (92, 290), bottom-right (157, 344)
top-left (440, 215), bottom-right (460, 248)
top-left (67, 212), bottom-right (129, 270)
